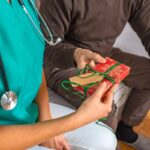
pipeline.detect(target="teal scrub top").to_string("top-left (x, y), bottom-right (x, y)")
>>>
top-left (0, 0), bottom-right (45, 124)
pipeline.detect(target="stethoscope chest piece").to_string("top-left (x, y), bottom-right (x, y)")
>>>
top-left (1, 91), bottom-right (17, 110)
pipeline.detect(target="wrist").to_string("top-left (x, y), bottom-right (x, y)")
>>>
top-left (61, 111), bottom-right (86, 129)
top-left (72, 109), bottom-right (90, 127)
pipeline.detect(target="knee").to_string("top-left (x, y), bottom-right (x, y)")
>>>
top-left (94, 129), bottom-right (117, 150)
top-left (100, 132), bottom-right (117, 150)
top-left (66, 122), bottom-right (117, 150)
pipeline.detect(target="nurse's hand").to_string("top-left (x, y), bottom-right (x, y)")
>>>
top-left (76, 82), bottom-right (118, 125)
top-left (41, 134), bottom-right (70, 150)
top-left (74, 48), bottom-right (106, 69)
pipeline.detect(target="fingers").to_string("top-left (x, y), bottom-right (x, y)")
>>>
top-left (56, 136), bottom-right (70, 150)
top-left (75, 48), bottom-right (106, 69)
top-left (103, 84), bottom-right (118, 105)
top-left (60, 137), bottom-right (70, 150)
top-left (92, 82), bottom-right (107, 98)
top-left (77, 55), bottom-right (87, 69)
top-left (78, 57), bottom-right (98, 69)
top-left (89, 52), bottom-right (106, 63)
top-left (89, 60), bottom-right (96, 68)
top-left (62, 141), bottom-right (71, 150)
top-left (74, 48), bottom-right (87, 69)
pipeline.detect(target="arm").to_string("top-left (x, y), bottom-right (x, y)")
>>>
top-left (0, 111), bottom-right (78, 150)
top-left (36, 70), bottom-right (70, 149)
top-left (40, 0), bottom-right (78, 69)
top-left (40, 0), bottom-right (106, 70)
top-left (129, 0), bottom-right (150, 56)
top-left (0, 82), bottom-right (117, 150)
top-left (35, 70), bottom-right (52, 121)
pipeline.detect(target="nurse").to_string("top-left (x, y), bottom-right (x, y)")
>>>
top-left (0, 0), bottom-right (117, 150)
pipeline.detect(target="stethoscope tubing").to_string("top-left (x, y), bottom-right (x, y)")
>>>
top-left (0, 0), bottom-right (62, 110)
top-left (18, 0), bottom-right (61, 46)
top-left (0, 0), bottom-right (60, 110)
top-left (0, 54), bottom-right (9, 92)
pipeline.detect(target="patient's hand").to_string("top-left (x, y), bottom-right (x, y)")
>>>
top-left (41, 134), bottom-right (70, 150)
top-left (74, 48), bottom-right (106, 69)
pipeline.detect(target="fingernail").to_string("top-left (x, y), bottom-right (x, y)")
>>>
top-left (101, 59), bottom-right (106, 63)
top-left (103, 58), bottom-right (106, 62)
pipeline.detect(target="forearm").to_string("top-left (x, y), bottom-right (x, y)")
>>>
top-left (0, 112), bottom-right (82, 150)
top-left (40, 0), bottom-right (78, 69)
top-left (36, 70), bottom-right (52, 121)
top-left (0, 72), bottom-right (84, 150)
top-left (0, 78), bottom-right (115, 150)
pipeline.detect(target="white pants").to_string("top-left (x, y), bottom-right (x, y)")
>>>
top-left (28, 102), bottom-right (117, 150)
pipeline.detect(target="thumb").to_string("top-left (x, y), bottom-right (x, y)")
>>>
top-left (77, 58), bottom-right (87, 69)
top-left (103, 83), bottom-right (119, 105)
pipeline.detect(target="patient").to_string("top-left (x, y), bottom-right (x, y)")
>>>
top-left (40, 0), bottom-right (150, 149)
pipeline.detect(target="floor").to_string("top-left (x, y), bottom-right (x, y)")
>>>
top-left (119, 111), bottom-right (150, 150)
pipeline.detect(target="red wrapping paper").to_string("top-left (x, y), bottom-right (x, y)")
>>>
top-left (73, 57), bottom-right (131, 97)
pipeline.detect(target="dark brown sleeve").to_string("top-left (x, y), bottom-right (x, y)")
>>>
top-left (40, 0), bottom-right (78, 69)
top-left (129, 0), bottom-right (150, 56)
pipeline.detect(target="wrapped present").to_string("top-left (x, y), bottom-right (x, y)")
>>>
top-left (68, 57), bottom-right (131, 97)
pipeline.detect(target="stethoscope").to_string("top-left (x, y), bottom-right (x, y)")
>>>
top-left (0, 0), bottom-right (61, 110)
top-left (0, 55), bottom-right (17, 110)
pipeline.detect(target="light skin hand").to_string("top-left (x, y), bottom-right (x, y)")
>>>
top-left (41, 135), bottom-right (70, 150)
top-left (0, 81), bottom-right (117, 150)
top-left (74, 48), bottom-right (106, 69)
top-left (76, 82), bottom-right (118, 125)
top-left (36, 71), bottom-right (70, 150)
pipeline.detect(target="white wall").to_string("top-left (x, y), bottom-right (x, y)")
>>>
top-left (113, 23), bottom-right (149, 58)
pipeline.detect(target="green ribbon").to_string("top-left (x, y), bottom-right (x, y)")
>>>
top-left (61, 62), bottom-right (121, 121)
top-left (61, 62), bottom-right (121, 98)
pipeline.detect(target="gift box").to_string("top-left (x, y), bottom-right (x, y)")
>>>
top-left (69, 57), bottom-right (131, 97)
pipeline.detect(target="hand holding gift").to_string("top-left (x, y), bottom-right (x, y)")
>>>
top-left (62, 57), bottom-right (131, 99)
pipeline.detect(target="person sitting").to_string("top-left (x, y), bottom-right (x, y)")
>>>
top-left (40, 0), bottom-right (150, 149)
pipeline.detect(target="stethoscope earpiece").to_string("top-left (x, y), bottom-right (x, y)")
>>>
top-left (48, 37), bottom-right (62, 46)
top-left (56, 37), bottom-right (62, 44)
